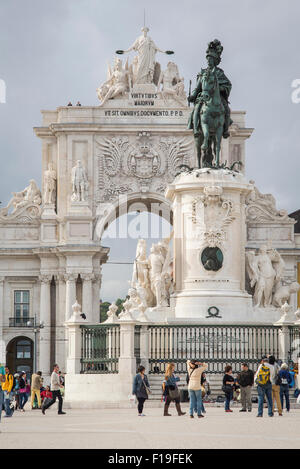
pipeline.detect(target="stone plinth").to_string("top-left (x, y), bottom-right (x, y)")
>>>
top-left (166, 168), bottom-right (253, 321)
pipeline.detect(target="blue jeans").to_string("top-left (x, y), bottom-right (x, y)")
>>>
top-left (225, 391), bottom-right (233, 411)
top-left (19, 392), bottom-right (28, 409)
top-left (3, 391), bottom-right (13, 416)
top-left (193, 401), bottom-right (205, 413)
top-left (257, 383), bottom-right (273, 416)
top-left (280, 384), bottom-right (290, 411)
top-left (188, 389), bottom-right (203, 416)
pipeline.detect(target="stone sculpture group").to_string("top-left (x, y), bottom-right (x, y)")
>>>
top-left (119, 236), bottom-right (173, 320)
top-left (96, 27), bottom-right (186, 106)
top-left (246, 246), bottom-right (300, 308)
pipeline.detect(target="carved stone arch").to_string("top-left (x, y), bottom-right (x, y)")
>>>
top-left (94, 191), bottom-right (173, 241)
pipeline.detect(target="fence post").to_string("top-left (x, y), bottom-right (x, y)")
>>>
top-left (140, 325), bottom-right (150, 374)
top-left (65, 321), bottom-right (84, 374)
top-left (274, 303), bottom-right (295, 362)
top-left (118, 320), bottom-right (137, 388)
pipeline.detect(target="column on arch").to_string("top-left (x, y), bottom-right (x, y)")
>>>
top-left (39, 274), bottom-right (52, 375)
top-left (64, 273), bottom-right (77, 321)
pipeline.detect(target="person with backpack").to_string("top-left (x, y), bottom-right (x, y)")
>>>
top-left (278, 363), bottom-right (292, 412)
top-left (0, 365), bottom-right (6, 427)
top-left (236, 363), bottom-right (254, 412)
top-left (254, 356), bottom-right (274, 417)
top-left (162, 363), bottom-right (186, 416)
top-left (268, 355), bottom-right (283, 416)
top-left (187, 359), bottom-right (208, 418)
top-left (1, 366), bottom-right (14, 418)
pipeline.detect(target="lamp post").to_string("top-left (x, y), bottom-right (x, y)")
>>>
top-left (27, 315), bottom-right (44, 373)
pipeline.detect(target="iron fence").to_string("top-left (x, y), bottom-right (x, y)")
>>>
top-left (134, 325), bottom-right (141, 368)
top-left (80, 324), bottom-right (120, 373)
top-left (289, 326), bottom-right (300, 363)
top-left (148, 325), bottom-right (281, 374)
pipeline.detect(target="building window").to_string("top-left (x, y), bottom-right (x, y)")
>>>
top-left (14, 291), bottom-right (30, 324)
top-left (16, 339), bottom-right (31, 359)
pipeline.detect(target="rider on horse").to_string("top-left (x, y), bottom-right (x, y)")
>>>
top-left (188, 39), bottom-right (232, 142)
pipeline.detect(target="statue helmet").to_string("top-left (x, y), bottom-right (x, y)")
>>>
top-left (206, 39), bottom-right (223, 65)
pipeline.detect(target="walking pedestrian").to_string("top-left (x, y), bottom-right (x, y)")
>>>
top-left (19, 372), bottom-right (28, 412)
top-left (255, 356), bottom-right (274, 417)
top-left (162, 363), bottom-right (186, 416)
top-left (31, 371), bottom-right (42, 409)
top-left (0, 365), bottom-right (6, 429)
top-left (237, 363), bottom-right (254, 412)
top-left (42, 364), bottom-right (66, 415)
top-left (13, 373), bottom-right (20, 410)
top-left (187, 360), bottom-right (208, 418)
top-left (279, 363), bottom-right (292, 412)
top-left (268, 355), bottom-right (283, 416)
top-left (223, 365), bottom-right (235, 413)
top-left (1, 366), bottom-right (14, 417)
top-left (132, 365), bottom-right (150, 417)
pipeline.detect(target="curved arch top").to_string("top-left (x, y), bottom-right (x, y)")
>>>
top-left (94, 191), bottom-right (173, 240)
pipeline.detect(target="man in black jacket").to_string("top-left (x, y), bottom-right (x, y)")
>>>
top-left (237, 363), bottom-right (254, 412)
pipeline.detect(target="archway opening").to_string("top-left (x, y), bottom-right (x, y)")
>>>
top-left (6, 336), bottom-right (34, 379)
top-left (100, 208), bottom-right (173, 320)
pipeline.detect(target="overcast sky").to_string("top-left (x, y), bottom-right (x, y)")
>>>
top-left (0, 0), bottom-right (299, 302)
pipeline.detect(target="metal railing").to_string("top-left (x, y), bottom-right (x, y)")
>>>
top-left (289, 326), bottom-right (300, 363)
top-left (80, 324), bottom-right (120, 374)
top-left (148, 325), bottom-right (281, 374)
top-left (134, 325), bottom-right (141, 368)
top-left (9, 317), bottom-right (34, 327)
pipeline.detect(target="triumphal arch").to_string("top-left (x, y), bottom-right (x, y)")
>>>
top-left (0, 28), bottom-right (298, 382)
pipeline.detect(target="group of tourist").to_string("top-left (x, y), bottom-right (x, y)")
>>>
top-left (132, 356), bottom-right (298, 418)
top-left (0, 364), bottom-right (66, 427)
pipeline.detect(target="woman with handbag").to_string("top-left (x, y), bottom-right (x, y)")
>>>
top-left (223, 365), bottom-right (235, 412)
top-left (18, 372), bottom-right (28, 412)
top-left (132, 365), bottom-right (150, 417)
top-left (187, 360), bottom-right (208, 419)
top-left (162, 363), bottom-right (186, 416)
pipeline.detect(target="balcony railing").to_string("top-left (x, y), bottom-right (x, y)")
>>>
top-left (9, 317), bottom-right (34, 327)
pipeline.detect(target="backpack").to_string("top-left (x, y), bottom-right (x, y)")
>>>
top-left (275, 374), bottom-right (282, 386)
top-left (12, 375), bottom-right (17, 391)
top-left (255, 365), bottom-right (270, 386)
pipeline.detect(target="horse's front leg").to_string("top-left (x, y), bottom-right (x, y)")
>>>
top-left (201, 123), bottom-right (209, 151)
top-left (215, 124), bottom-right (223, 167)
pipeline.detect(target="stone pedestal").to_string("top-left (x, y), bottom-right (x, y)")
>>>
top-left (166, 169), bottom-right (253, 321)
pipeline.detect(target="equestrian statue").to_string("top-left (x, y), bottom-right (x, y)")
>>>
top-left (188, 39), bottom-right (233, 169)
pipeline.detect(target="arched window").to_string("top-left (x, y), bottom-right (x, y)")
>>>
top-left (16, 339), bottom-right (31, 359)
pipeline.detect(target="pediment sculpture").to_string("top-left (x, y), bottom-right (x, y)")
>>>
top-left (0, 179), bottom-right (42, 223)
top-left (245, 183), bottom-right (293, 223)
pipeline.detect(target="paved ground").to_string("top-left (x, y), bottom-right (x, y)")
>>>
top-left (1, 402), bottom-right (300, 449)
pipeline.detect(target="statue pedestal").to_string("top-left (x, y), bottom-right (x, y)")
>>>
top-left (166, 168), bottom-right (253, 321)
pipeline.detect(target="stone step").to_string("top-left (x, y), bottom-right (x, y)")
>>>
top-left (148, 374), bottom-right (298, 400)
